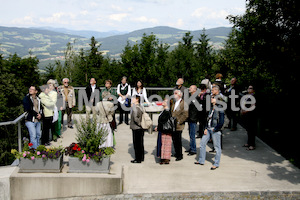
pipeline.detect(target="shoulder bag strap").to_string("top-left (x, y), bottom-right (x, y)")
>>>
top-left (101, 101), bottom-right (109, 121)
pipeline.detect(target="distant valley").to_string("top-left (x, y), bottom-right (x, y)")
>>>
top-left (0, 26), bottom-right (232, 69)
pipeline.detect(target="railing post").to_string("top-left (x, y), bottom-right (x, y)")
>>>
top-left (18, 121), bottom-right (22, 152)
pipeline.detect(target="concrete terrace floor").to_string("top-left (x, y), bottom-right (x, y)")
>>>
top-left (2, 113), bottom-right (299, 199)
top-left (54, 113), bottom-right (300, 196)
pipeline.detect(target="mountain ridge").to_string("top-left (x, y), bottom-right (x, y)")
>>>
top-left (0, 25), bottom-right (232, 68)
top-left (31, 26), bottom-right (129, 38)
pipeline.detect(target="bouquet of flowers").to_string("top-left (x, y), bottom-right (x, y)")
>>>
top-left (11, 137), bottom-right (64, 161)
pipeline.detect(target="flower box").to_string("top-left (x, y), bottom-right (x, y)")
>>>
top-left (18, 155), bottom-right (63, 173)
top-left (68, 156), bottom-right (110, 173)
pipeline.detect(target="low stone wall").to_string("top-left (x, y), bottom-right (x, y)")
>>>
top-left (9, 167), bottom-right (122, 200)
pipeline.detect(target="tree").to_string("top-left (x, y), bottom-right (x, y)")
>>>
top-left (155, 42), bottom-right (170, 87)
top-left (195, 29), bottom-right (214, 78)
top-left (87, 36), bottom-right (103, 82)
top-left (166, 32), bottom-right (197, 85)
top-left (121, 34), bottom-right (160, 86)
top-left (54, 60), bottom-right (65, 85)
top-left (227, 0), bottom-right (300, 95)
top-left (0, 53), bottom-right (40, 165)
top-left (224, 0), bottom-right (300, 167)
top-left (64, 41), bottom-right (77, 83)
top-left (42, 63), bottom-right (56, 83)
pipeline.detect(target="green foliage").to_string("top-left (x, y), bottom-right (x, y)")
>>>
top-left (226, 0), bottom-right (299, 95)
top-left (36, 145), bottom-right (47, 152)
top-left (104, 147), bottom-right (115, 156)
top-left (223, 0), bottom-right (300, 167)
top-left (3, 4), bottom-right (299, 167)
top-left (0, 53), bottom-right (40, 166)
top-left (75, 116), bottom-right (108, 154)
top-left (65, 116), bottom-right (114, 162)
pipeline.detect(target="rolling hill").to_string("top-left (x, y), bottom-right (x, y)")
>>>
top-left (0, 26), bottom-right (232, 68)
top-left (0, 26), bottom-right (89, 60)
top-left (97, 26), bottom-right (232, 56)
top-left (32, 27), bottom-right (128, 39)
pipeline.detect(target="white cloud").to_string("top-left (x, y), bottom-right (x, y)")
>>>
top-left (80, 10), bottom-right (89, 16)
top-left (39, 12), bottom-right (76, 24)
top-left (89, 2), bottom-right (99, 7)
top-left (109, 13), bottom-right (129, 22)
top-left (132, 16), bottom-right (158, 24)
top-left (11, 15), bottom-right (35, 25)
top-left (111, 4), bottom-right (123, 11)
top-left (177, 19), bottom-right (183, 26)
top-left (192, 6), bottom-right (244, 21)
top-left (191, 7), bottom-right (208, 18)
top-left (192, 7), bottom-right (230, 20)
top-left (167, 18), bottom-right (184, 28)
top-left (207, 10), bottom-right (229, 19)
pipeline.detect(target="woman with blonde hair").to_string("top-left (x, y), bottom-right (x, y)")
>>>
top-left (39, 80), bottom-right (57, 145)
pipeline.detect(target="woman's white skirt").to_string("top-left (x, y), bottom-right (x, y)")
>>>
top-left (98, 123), bottom-right (114, 148)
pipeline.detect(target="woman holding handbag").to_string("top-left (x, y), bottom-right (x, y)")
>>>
top-left (97, 100), bottom-right (115, 148)
top-left (130, 95), bottom-right (144, 163)
top-left (156, 98), bottom-right (176, 165)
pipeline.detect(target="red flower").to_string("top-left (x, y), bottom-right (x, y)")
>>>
top-left (78, 147), bottom-right (81, 151)
top-left (28, 143), bottom-right (33, 147)
top-left (72, 146), bottom-right (77, 150)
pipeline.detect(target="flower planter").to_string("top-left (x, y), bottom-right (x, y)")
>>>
top-left (19, 155), bottom-right (63, 173)
top-left (68, 156), bottom-right (110, 173)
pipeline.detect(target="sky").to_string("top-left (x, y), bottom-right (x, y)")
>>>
top-left (0, 0), bottom-right (246, 32)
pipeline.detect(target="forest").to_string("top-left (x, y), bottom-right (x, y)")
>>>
top-left (1, 0), bottom-right (299, 167)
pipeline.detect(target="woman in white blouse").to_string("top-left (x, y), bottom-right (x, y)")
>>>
top-left (132, 80), bottom-right (150, 103)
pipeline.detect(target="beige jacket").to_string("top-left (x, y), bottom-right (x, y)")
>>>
top-left (171, 99), bottom-right (188, 131)
top-left (58, 85), bottom-right (76, 109)
top-left (97, 101), bottom-right (115, 124)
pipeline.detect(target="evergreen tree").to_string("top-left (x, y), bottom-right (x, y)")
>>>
top-left (87, 37), bottom-right (103, 82)
top-left (195, 29), bottom-right (214, 78)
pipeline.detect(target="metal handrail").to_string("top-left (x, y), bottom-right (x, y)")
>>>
top-left (73, 87), bottom-right (174, 90)
top-left (0, 112), bottom-right (26, 152)
top-left (0, 112), bottom-right (26, 126)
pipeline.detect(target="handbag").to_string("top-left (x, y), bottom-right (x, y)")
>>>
top-left (125, 98), bottom-right (131, 107)
top-left (162, 116), bottom-right (177, 133)
top-left (52, 106), bottom-right (58, 123)
top-left (101, 101), bottom-right (116, 130)
top-left (137, 106), bottom-right (153, 130)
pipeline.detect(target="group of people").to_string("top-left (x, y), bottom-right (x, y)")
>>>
top-left (129, 75), bottom-right (256, 171)
top-left (22, 76), bottom-right (150, 149)
top-left (23, 78), bottom-right (76, 148)
top-left (23, 74), bottom-right (257, 171)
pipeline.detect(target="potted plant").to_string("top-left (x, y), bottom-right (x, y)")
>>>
top-left (11, 138), bottom-right (64, 173)
top-left (65, 116), bottom-right (115, 173)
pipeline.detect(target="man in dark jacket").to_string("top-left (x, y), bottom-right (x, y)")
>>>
top-left (23, 86), bottom-right (43, 149)
top-left (197, 84), bottom-right (209, 138)
top-left (186, 85), bottom-right (201, 156)
top-left (224, 77), bottom-right (240, 131)
top-left (85, 78), bottom-right (100, 118)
